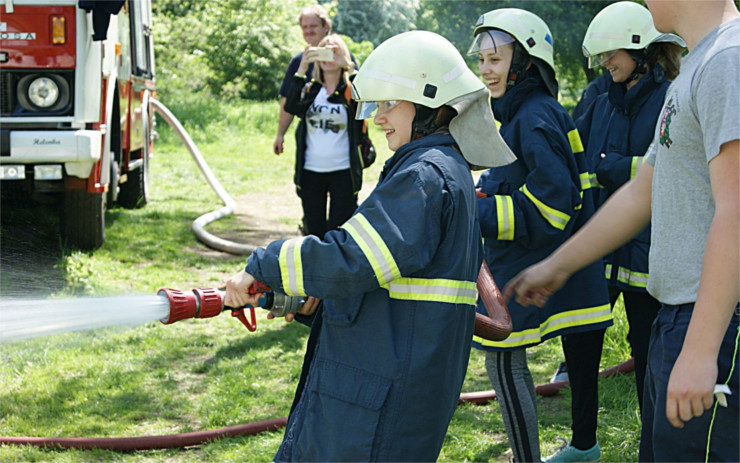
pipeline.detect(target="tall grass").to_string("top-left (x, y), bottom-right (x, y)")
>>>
top-left (0, 98), bottom-right (638, 462)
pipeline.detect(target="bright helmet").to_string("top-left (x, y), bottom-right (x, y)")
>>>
top-left (582, 1), bottom-right (685, 69)
top-left (469, 8), bottom-right (557, 97)
top-left (351, 30), bottom-right (515, 169)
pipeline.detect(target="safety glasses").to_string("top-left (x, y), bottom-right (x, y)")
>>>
top-left (587, 49), bottom-right (618, 69)
top-left (354, 100), bottom-right (402, 120)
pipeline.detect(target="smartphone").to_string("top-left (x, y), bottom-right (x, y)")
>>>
top-left (309, 47), bottom-right (334, 62)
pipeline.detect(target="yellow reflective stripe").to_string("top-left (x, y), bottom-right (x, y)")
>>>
top-left (589, 172), bottom-right (603, 188)
top-left (580, 172), bottom-right (593, 190)
top-left (341, 213), bottom-right (401, 286)
top-left (630, 156), bottom-right (640, 179)
top-left (617, 266), bottom-right (649, 288)
top-left (495, 195), bottom-right (515, 241)
top-left (382, 278), bottom-right (477, 305)
top-left (568, 129), bottom-right (584, 154)
top-left (605, 263), bottom-right (649, 288)
top-left (474, 303), bottom-right (612, 348)
top-left (278, 237), bottom-right (307, 296)
top-left (520, 184), bottom-right (571, 230)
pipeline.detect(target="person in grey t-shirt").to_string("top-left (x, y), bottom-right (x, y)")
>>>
top-left (502, 1), bottom-right (739, 461)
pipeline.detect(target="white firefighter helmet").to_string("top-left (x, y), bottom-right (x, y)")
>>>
top-left (469, 8), bottom-right (557, 97)
top-left (352, 30), bottom-right (514, 169)
top-left (582, 1), bottom-right (686, 68)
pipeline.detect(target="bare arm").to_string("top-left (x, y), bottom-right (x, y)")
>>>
top-left (665, 139), bottom-right (740, 428)
top-left (503, 162), bottom-right (654, 307)
top-left (273, 97), bottom-right (294, 155)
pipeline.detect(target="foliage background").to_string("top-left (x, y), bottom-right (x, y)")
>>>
top-left (152, 0), bottom-right (618, 104)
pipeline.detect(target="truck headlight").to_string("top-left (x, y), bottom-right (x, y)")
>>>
top-left (17, 73), bottom-right (71, 113)
top-left (28, 77), bottom-right (60, 108)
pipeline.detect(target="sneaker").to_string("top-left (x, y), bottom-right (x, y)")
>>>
top-left (551, 361), bottom-right (569, 383)
top-left (544, 439), bottom-right (600, 463)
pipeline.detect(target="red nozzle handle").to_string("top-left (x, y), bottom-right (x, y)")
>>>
top-left (249, 281), bottom-right (271, 294)
top-left (231, 307), bottom-right (257, 331)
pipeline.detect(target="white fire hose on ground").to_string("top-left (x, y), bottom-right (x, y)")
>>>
top-left (150, 99), bottom-right (257, 255)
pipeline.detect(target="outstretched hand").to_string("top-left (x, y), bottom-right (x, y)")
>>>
top-left (502, 258), bottom-right (571, 308)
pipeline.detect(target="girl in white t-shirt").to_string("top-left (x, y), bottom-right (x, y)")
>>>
top-left (285, 34), bottom-right (365, 237)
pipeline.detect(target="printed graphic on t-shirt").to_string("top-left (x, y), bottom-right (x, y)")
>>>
top-left (307, 102), bottom-right (347, 134)
top-left (659, 96), bottom-right (677, 149)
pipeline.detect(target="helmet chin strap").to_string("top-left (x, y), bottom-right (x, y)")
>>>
top-left (624, 46), bottom-right (656, 85)
top-left (412, 104), bottom-right (440, 139)
top-left (506, 42), bottom-right (530, 90)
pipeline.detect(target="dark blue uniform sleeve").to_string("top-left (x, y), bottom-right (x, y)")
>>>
top-left (594, 152), bottom-right (637, 192)
top-left (477, 124), bottom-right (582, 249)
top-left (246, 161), bottom-right (447, 299)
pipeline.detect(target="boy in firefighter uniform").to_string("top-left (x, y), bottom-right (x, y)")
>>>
top-left (576, 1), bottom-right (685, 419)
top-left (225, 30), bottom-right (515, 462)
top-left (468, 9), bottom-right (612, 463)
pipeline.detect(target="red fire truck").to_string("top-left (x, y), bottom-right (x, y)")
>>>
top-left (0, 0), bottom-right (155, 249)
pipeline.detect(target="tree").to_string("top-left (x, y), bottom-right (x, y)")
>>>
top-left (334, 0), bottom-right (420, 46)
top-left (416, 0), bottom-right (612, 98)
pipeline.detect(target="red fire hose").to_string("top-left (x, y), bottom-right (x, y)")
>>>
top-left (0, 360), bottom-right (634, 451)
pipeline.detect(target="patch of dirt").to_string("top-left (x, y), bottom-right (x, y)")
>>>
top-left (194, 179), bottom-right (379, 257)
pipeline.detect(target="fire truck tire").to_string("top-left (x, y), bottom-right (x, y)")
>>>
top-left (62, 189), bottom-right (106, 250)
top-left (106, 159), bottom-right (120, 208)
top-left (118, 103), bottom-right (151, 209)
top-left (118, 148), bottom-right (149, 209)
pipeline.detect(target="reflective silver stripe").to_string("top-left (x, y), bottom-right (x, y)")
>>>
top-left (520, 184), bottom-right (571, 230)
top-left (580, 172), bottom-right (592, 190)
top-left (279, 237), bottom-right (307, 296)
top-left (383, 278), bottom-right (477, 305)
top-left (474, 303), bottom-right (612, 348)
top-left (442, 64), bottom-right (465, 83)
top-left (341, 213), bottom-right (400, 286)
top-left (495, 195), bottom-right (515, 241)
top-left (617, 266), bottom-right (649, 288)
top-left (362, 68), bottom-right (417, 90)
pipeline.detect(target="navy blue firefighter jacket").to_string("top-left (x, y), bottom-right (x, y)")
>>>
top-left (576, 65), bottom-right (671, 291)
top-left (473, 75), bottom-right (612, 351)
top-left (245, 133), bottom-right (482, 462)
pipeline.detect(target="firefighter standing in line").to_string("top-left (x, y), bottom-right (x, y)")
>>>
top-left (468, 9), bottom-right (612, 463)
top-left (225, 30), bottom-right (515, 462)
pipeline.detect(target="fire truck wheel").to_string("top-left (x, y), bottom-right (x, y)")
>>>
top-left (106, 159), bottom-right (120, 208)
top-left (61, 189), bottom-right (106, 250)
top-left (118, 149), bottom-right (149, 209)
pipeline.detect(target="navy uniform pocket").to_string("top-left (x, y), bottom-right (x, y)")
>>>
top-left (293, 358), bottom-right (392, 461)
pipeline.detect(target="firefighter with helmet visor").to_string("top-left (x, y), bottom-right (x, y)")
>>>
top-left (570, 3), bottom-right (685, 452)
top-left (467, 8), bottom-right (613, 463)
top-left (225, 30), bottom-right (514, 462)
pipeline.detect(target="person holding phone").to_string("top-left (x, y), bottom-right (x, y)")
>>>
top-left (283, 34), bottom-right (363, 238)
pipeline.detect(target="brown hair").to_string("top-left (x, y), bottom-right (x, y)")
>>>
top-left (312, 34), bottom-right (352, 87)
top-left (298, 4), bottom-right (332, 32)
top-left (648, 42), bottom-right (683, 80)
top-left (434, 105), bottom-right (458, 130)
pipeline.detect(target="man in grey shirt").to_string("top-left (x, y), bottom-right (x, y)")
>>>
top-left (503, 0), bottom-right (739, 461)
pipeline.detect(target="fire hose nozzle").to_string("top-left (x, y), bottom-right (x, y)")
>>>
top-left (158, 288), bottom-right (223, 324)
top-left (158, 286), bottom-right (305, 331)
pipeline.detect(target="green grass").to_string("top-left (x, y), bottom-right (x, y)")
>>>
top-left (0, 98), bottom-right (639, 462)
